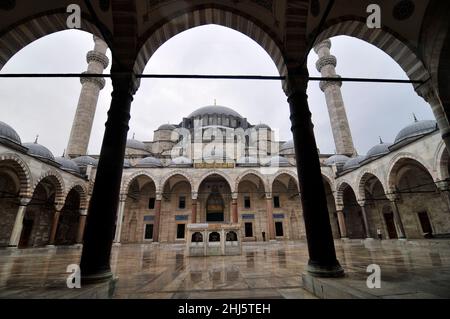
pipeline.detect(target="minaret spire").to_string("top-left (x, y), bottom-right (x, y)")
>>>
top-left (66, 36), bottom-right (109, 158)
top-left (314, 39), bottom-right (356, 157)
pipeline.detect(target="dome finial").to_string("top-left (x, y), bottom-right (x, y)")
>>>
top-left (62, 149), bottom-right (66, 157)
top-left (413, 113), bottom-right (418, 122)
top-left (132, 132), bottom-right (135, 140)
top-left (34, 134), bottom-right (39, 144)
top-left (214, 98), bottom-right (217, 106)
top-left (379, 136), bottom-right (384, 144)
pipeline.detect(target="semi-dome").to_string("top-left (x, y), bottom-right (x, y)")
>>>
top-left (367, 143), bottom-right (392, 159)
top-left (158, 124), bottom-right (177, 131)
top-left (55, 157), bottom-right (80, 174)
top-left (23, 142), bottom-right (55, 161)
top-left (170, 156), bottom-right (192, 166)
top-left (280, 140), bottom-right (294, 152)
top-left (73, 156), bottom-right (98, 167)
top-left (343, 156), bottom-right (366, 171)
top-left (188, 105), bottom-right (243, 119)
top-left (126, 138), bottom-right (147, 151)
top-left (136, 157), bottom-right (163, 168)
top-left (0, 121), bottom-right (21, 145)
top-left (264, 155), bottom-right (291, 167)
top-left (236, 156), bottom-right (259, 166)
top-left (324, 155), bottom-right (349, 166)
top-left (395, 120), bottom-right (438, 144)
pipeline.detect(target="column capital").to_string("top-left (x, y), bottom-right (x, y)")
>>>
top-left (357, 199), bottom-right (366, 207)
top-left (265, 193), bottom-right (273, 200)
top-left (19, 197), bottom-right (32, 206)
top-left (386, 193), bottom-right (400, 202)
top-left (155, 193), bottom-right (163, 201)
top-left (416, 81), bottom-right (440, 104)
top-left (119, 194), bottom-right (127, 202)
top-left (436, 180), bottom-right (450, 192)
top-left (55, 202), bottom-right (65, 212)
top-left (191, 192), bottom-right (198, 200)
top-left (80, 209), bottom-right (88, 216)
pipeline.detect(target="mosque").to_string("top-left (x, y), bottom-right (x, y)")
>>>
top-left (1, 37), bottom-right (449, 250)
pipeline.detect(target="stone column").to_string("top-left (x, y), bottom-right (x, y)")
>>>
top-left (8, 198), bottom-right (31, 247)
top-left (76, 209), bottom-right (88, 244)
top-left (113, 197), bottom-right (126, 244)
top-left (387, 194), bottom-right (406, 239)
top-left (191, 197), bottom-right (198, 224)
top-left (336, 209), bottom-right (348, 239)
top-left (436, 181), bottom-right (450, 212)
top-left (417, 83), bottom-right (450, 155)
top-left (79, 71), bottom-right (135, 284)
top-left (266, 194), bottom-right (275, 240)
top-left (48, 205), bottom-right (64, 246)
top-left (358, 200), bottom-right (372, 239)
top-left (231, 194), bottom-right (238, 224)
top-left (66, 36), bottom-right (110, 158)
top-left (314, 39), bottom-right (356, 157)
top-left (153, 193), bottom-right (162, 242)
top-left (286, 67), bottom-right (344, 277)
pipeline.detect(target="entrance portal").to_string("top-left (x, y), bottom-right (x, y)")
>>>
top-left (206, 193), bottom-right (224, 222)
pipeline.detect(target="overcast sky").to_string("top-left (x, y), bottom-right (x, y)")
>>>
top-left (0, 25), bottom-right (433, 157)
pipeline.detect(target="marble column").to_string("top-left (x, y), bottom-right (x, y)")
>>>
top-left (265, 194), bottom-right (275, 240)
top-left (231, 194), bottom-right (238, 224)
top-left (76, 209), bottom-right (88, 244)
top-left (417, 83), bottom-right (450, 155)
top-left (358, 200), bottom-right (372, 238)
top-left (48, 204), bottom-right (64, 246)
top-left (79, 71), bottom-right (135, 284)
top-left (286, 66), bottom-right (344, 277)
top-left (388, 194), bottom-right (406, 239)
top-left (153, 194), bottom-right (162, 242)
top-left (336, 210), bottom-right (348, 239)
top-left (8, 198), bottom-right (31, 247)
top-left (113, 197), bottom-right (126, 244)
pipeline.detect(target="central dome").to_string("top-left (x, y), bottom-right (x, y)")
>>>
top-left (188, 105), bottom-right (243, 119)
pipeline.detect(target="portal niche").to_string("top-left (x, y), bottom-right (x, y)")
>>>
top-left (206, 193), bottom-right (224, 222)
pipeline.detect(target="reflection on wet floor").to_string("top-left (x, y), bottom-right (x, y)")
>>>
top-left (0, 240), bottom-right (450, 298)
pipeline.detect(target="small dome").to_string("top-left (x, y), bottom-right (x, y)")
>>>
top-left (73, 156), bottom-right (98, 167)
top-left (264, 156), bottom-right (291, 167)
top-left (367, 143), bottom-right (392, 159)
top-left (55, 157), bottom-right (80, 174)
top-left (136, 157), bottom-right (163, 168)
top-left (324, 155), bottom-right (349, 166)
top-left (254, 124), bottom-right (271, 130)
top-left (126, 139), bottom-right (147, 151)
top-left (343, 156), bottom-right (366, 171)
top-left (395, 120), bottom-right (438, 144)
top-left (188, 105), bottom-right (243, 119)
top-left (280, 140), bottom-right (294, 152)
top-left (158, 124), bottom-right (177, 131)
top-left (170, 156), bottom-right (192, 166)
top-left (236, 156), bottom-right (259, 166)
top-left (23, 142), bottom-right (55, 161)
top-left (0, 121), bottom-right (21, 145)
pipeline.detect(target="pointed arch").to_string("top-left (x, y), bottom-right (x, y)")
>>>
top-left (0, 153), bottom-right (33, 197)
top-left (195, 170), bottom-right (234, 194)
top-left (235, 169), bottom-right (269, 195)
top-left (32, 170), bottom-right (65, 206)
top-left (121, 170), bottom-right (158, 195)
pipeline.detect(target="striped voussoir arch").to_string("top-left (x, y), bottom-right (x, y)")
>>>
top-left (32, 170), bottom-right (66, 206)
top-left (134, 7), bottom-right (287, 77)
top-left (335, 181), bottom-right (354, 208)
top-left (0, 153), bottom-right (33, 198)
top-left (0, 11), bottom-right (101, 70)
top-left (315, 19), bottom-right (430, 88)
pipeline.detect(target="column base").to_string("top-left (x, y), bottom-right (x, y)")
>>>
top-left (73, 244), bottom-right (83, 249)
top-left (46, 245), bottom-right (57, 249)
top-left (307, 260), bottom-right (345, 278)
top-left (112, 243), bottom-right (121, 247)
top-left (81, 270), bottom-right (114, 285)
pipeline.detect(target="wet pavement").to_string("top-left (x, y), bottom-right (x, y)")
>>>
top-left (0, 240), bottom-right (449, 299)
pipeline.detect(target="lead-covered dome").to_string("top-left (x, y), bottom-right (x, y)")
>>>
top-left (343, 156), bottom-right (366, 171)
top-left (158, 124), bottom-right (177, 131)
top-left (367, 142), bottom-right (392, 159)
top-left (126, 138), bottom-right (147, 151)
top-left (324, 155), bottom-right (349, 166)
top-left (236, 156), bottom-right (259, 166)
top-left (395, 120), bottom-right (438, 144)
top-left (23, 142), bottom-right (55, 161)
top-left (136, 157), bottom-right (163, 168)
top-left (170, 156), bottom-right (192, 167)
top-left (188, 105), bottom-right (243, 119)
top-left (264, 156), bottom-right (291, 167)
top-left (0, 121), bottom-right (21, 145)
top-left (280, 140), bottom-right (294, 152)
top-left (73, 156), bottom-right (98, 167)
top-left (254, 123), bottom-right (271, 130)
top-left (55, 157), bottom-right (80, 174)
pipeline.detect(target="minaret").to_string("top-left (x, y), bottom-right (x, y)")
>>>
top-left (66, 36), bottom-right (109, 158)
top-left (314, 39), bottom-right (356, 156)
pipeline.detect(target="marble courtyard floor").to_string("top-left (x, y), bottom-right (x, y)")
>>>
top-left (0, 240), bottom-right (450, 299)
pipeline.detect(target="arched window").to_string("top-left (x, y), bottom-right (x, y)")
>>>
top-left (226, 231), bottom-right (238, 242)
top-left (192, 232), bottom-right (203, 243)
top-left (209, 232), bottom-right (220, 242)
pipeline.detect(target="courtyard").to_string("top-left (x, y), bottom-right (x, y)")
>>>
top-left (0, 240), bottom-right (449, 299)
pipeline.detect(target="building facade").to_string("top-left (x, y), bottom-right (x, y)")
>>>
top-left (1, 37), bottom-right (450, 249)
